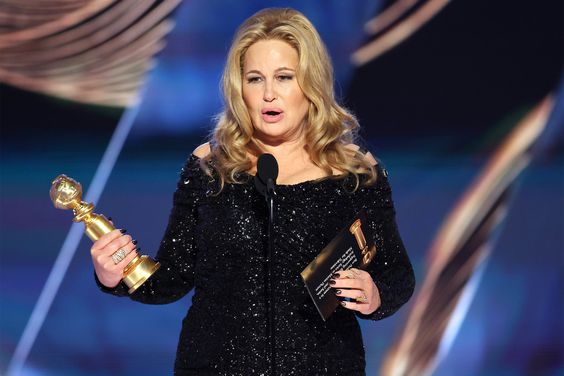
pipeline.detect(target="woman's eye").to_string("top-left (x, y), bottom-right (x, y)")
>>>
top-left (246, 76), bottom-right (262, 83)
top-left (277, 75), bottom-right (293, 81)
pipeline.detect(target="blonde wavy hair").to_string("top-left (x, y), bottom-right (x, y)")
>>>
top-left (203, 7), bottom-right (376, 190)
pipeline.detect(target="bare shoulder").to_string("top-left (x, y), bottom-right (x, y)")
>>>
top-left (344, 144), bottom-right (378, 166)
top-left (192, 142), bottom-right (211, 158)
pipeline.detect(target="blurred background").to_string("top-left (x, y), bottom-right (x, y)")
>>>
top-left (0, 0), bottom-right (562, 375)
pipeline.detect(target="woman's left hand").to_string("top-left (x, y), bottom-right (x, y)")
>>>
top-left (330, 268), bottom-right (381, 315)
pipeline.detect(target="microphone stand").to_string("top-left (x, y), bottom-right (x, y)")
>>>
top-left (255, 153), bottom-right (278, 376)
top-left (265, 178), bottom-right (276, 376)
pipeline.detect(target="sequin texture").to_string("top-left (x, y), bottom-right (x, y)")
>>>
top-left (99, 154), bottom-right (415, 375)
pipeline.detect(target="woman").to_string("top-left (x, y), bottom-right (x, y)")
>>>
top-left (91, 7), bottom-right (415, 375)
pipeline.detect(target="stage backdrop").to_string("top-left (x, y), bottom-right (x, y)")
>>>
top-left (0, 1), bottom-right (562, 375)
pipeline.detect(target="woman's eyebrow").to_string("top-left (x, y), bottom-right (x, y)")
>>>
top-left (244, 67), bottom-right (296, 75)
top-left (274, 67), bottom-right (296, 72)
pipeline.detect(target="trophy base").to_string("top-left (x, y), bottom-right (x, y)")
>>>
top-left (122, 255), bottom-right (161, 294)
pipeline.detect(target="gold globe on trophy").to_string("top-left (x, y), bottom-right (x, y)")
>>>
top-left (50, 174), bottom-right (160, 293)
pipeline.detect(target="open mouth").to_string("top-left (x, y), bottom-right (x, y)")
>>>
top-left (262, 109), bottom-right (283, 116)
top-left (261, 108), bottom-right (284, 122)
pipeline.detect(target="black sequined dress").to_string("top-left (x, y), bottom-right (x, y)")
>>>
top-left (100, 154), bottom-right (415, 375)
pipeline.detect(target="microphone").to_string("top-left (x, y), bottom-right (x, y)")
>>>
top-left (254, 153), bottom-right (278, 197)
top-left (254, 153), bottom-right (279, 376)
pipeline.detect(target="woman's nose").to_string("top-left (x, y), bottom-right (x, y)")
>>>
top-left (263, 82), bottom-right (276, 102)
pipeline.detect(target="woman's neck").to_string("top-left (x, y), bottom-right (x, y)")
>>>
top-left (248, 136), bottom-right (329, 184)
top-left (249, 136), bottom-right (308, 171)
top-left (259, 138), bottom-right (307, 164)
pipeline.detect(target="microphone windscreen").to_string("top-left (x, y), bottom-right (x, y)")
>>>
top-left (257, 153), bottom-right (279, 184)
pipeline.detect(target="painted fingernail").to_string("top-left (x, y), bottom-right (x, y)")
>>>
top-left (335, 289), bottom-right (342, 295)
top-left (329, 280), bottom-right (336, 285)
top-left (341, 301), bottom-right (347, 307)
top-left (120, 229), bottom-right (127, 234)
top-left (332, 273), bottom-right (341, 279)
top-left (132, 240), bottom-right (138, 245)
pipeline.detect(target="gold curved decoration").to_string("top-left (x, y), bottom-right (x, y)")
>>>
top-left (352, 0), bottom-right (452, 66)
top-left (0, 0), bottom-right (116, 47)
top-left (364, 0), bottom-right (419, 35)
top-left (381, 95), bottom-right (554, 376)
top-left (0, 0), bottom-right (181, 107)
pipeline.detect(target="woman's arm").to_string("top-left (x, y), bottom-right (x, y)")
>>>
top-left (354, 162), bottom-right (415, 320)
top-left (94, 155), bottom-right (204, 304)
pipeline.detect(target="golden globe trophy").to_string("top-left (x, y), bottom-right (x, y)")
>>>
top-left (50, 174), bottom-right (160, 293)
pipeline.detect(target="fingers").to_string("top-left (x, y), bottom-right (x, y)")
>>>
top-left (91, 230), bottom-right (139, 288)
top-left (334, 268), bottom-right (368, 279)
top-left (92, 232), bottom-right (131, 256)
top-left (334, 288), bottom-right (367, 302)
top-left (119, 247), bottom-right (138, 267)
top-left (91, 229), bottom-right (137, 270)
top-left (331, 268), bottom-right (381, 314)
top-left (329, 268), bottom-right (368, 290)
top-left (91, 229), bottom-right (126, 254)
top-left (339, 300), bottom-right (367, 312)
top-left (340, 291), bottom-right (381, 315)
top-left (108, 242), bottom-right (138, 266)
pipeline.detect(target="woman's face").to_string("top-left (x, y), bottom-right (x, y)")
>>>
top-left (242, 39), bottom-right (309, 145)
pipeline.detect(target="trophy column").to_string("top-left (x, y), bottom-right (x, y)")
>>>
top-left (50, 174), bottom-right (160, 294)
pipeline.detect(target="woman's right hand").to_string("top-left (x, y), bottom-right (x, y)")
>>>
top-left (91, 229), bottom-right (138, 288)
